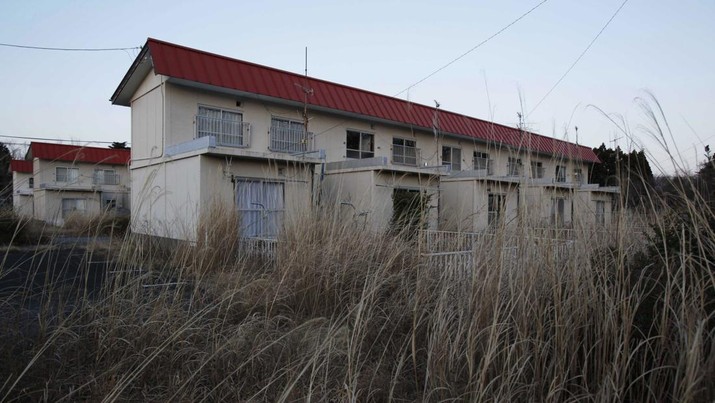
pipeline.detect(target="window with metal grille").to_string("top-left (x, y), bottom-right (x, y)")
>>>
top-left (531, 161), bottom-right (544, 178)
top-left (442, 146), bottom-right (461, 171)
top-left (346, 130), bottom-right (374, 159)
top-left (270, 117), bottom-right (309, 152)
top-left (197, 106), bottom-right (247, 147)
top-left (93, 169), bottom-right (118, 185)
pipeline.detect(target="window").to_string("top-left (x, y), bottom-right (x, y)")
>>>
top-left (236, 180), bottom-right (285, 239)
top-left (442, 146), bottom-right (461, 171)
top-left (507, 157), bottom-right (523, 176)
top-left (531, 161), bottom-right (544, 178)
top-left (56, 167), bottom-right (79, 183)
top-left (474, 152), bottom-right (492, 174)
top-left (197, 105), bottom-right (247, 147)
top-left (573, 168), bottom-right (583, 184)
top-left (595, 200), bottom-right (605, 225)
top-left (28, 178), bottom-right (34, 189)
top-left (392, 138), bottom-right (418, 165)
top-left (270, 117), bottom-right (309, 152)
top-left (93, 169), bottom-right (118, 185)
top-left (555, 165), bottom-right (566, 182)
top-left (346, 130), bottom-right (374, 159)
top-left (551, 198), bottom-right (565, 226)
top-left (62, 198), bottom-right (86, 218)
top-left (488, 193), bottom-right (504, 228)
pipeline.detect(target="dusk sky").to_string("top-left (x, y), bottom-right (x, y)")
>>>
top-left (1, 0), bottom-right (712, 174)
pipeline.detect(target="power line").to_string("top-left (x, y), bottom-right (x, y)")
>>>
top-left (0, 134), bottom-right (128, 145)
top-left (528, 0), bottom-right (629, 116)
top-left (394, 0), bottom-right (549, 97)
top-left (0, 42), bottom-right (141, 52)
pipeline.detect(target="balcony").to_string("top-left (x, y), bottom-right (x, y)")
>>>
top-left (196, 115), bottom-right (251, 148)
top-left (392, 144), bottom-right (420, 166)
top-left (269, 126), bottom-right (314, 153)
top-left (507, 162), bottom-right (523, 177)
top-left (473, 158), bottom-right (493, 176)
top-left (93, 172), bottom-right (120, 186)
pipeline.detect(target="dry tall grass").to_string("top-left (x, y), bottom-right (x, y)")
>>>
top-left (0, 193), bottom-right (712, 402)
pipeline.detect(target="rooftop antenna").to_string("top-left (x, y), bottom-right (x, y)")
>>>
top-left (303, 46), bottom-right (309, 134)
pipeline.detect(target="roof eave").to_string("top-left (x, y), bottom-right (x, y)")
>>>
top-left (110, 41), bottom-right (154, 106)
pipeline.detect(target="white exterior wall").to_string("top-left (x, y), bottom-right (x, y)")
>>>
top-left (12, 171), bottom-right (34, 218)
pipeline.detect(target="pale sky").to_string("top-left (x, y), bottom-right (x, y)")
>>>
top-left (1, 0), bottom-right (712, 175)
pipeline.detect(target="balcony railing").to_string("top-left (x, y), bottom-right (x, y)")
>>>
top-left (474, 158), bottom-right (493, 175)
top-left (392, 144), bottom-right (420, 166)
top-left (93, 173), bottom-right (120, 186)
top-left (196, 115), bottom-right (251, 148)
top-left (507, 163), bottom-right (523, 177)
top-left (531, 166), bottom-right (545, 179)
top-left (269, 126), bottom-right (313, 153)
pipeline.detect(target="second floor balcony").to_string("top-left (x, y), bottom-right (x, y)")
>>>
top-left (93, 171), bottom-right (120, 186)
top-left (196, 115), bottom-right (251, 148)
top-left (269, 125), bottom-right (314, 153)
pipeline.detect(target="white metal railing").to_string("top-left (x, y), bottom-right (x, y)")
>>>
top-left (93, 172), bottom-right (120, 185)
top-left (474, 158), bottom-right (493, 175)
top-left (269, 126), bottom-right (313, 153)
top-left (392, 144), bottom-right (420, 166)
top-left (196, 115), bottom-right (251, 148)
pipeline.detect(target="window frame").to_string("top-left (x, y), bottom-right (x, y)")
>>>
top-left (474, 151), bottom-right (491, 173)
top-left (392, 137), bottom-right (418, 165)
top-left (346, 130), bottom-right (375, 159)
top-left (56, 167), bottom-right (79, 183)
top-left (530, 161), bottom-right (544, 178)
top-left (442, 146), bottom-right (461, 171)
top-left (270, 116), bottom-right (309, 152)
top-left (235, 179), bottom-right (286, 239)
top-left (507, 157), bottom-right (523, 177)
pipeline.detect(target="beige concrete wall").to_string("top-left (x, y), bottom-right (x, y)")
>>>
top-left (574, 190), bottom-right (614, 227)
top-left (131, 154), bottom-right (313, 241)
top-left (33, 159), bottom-right (130, 191)
top-left (439, 180), bottom-right (475, 231)
top-left (131, 73), bottom-right (165, 161)
top-left (322, 170), bottom-right (438, 231)
top-left (131, 156), bottom-right (203, 240)
top-left (33, 189), bottom-right (102, 226)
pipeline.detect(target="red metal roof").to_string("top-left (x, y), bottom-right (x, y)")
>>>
top-left (10, 160), bottom-right (33, 173)
top-left (135, 38), bottom-right (600, 163)
top-left (27, 142), bottom-right (130, 165)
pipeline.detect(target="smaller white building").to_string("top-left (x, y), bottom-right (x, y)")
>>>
top-left (10, 142), bottom-right (131, 226)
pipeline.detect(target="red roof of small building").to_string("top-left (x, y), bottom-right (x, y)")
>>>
top-left (10, 160), bottom-right (33, 173)
top-left (26, 142), bottom-right (130, 165)
top-left (113, 38), bottom-right (599, 163)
